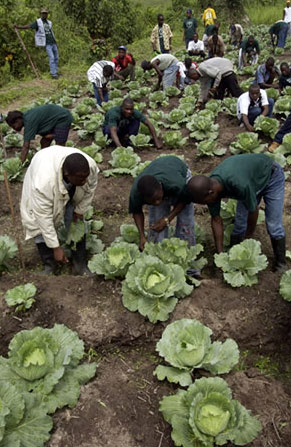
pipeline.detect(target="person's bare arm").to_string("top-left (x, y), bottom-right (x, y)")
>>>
top-left (261, 104), bottom-right (269, 117)
top-left (15, 24), bottom-right (31, 29)
top-left (151, 60), bottom-right (163, 78)
top-left (211, 215), bottom-right (224, 253)
top-left (97, 87), bottom-right (104, 103)
top-left (144, 118), bottom-right (162, 149)
top-left (20, 141), bottom-right (30, 163)
top-left (242, 114), bottom-right (254, 132)
top-left (109, 127), bottom-right (122, 147)
top-left (133, 212), bottom-right (146, 251)
top-left (245, 209), bottom-right (259, 238)
top-left (150, 202), bottom-right (186, 232)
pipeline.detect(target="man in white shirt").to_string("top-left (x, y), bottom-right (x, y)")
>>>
top-left (187, 33), bottom-right (205, 57)
top-left (237, 84), bottom-right (274, 132)
top-left (87, 60), bottom-right (122, 105)
top-left (283, 1), bottom-right (291, 35)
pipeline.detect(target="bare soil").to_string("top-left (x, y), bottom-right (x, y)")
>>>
top-left (1, 72), bottom-right (291, 447)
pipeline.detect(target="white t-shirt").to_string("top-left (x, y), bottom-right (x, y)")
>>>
top-left (187, 40), bottom-right (204, 52)
top-left (284, 6), bottom-right (291, 22)
top-left (237, 89), bottom-right (268, 120)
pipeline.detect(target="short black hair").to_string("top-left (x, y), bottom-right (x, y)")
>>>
top-left (186, 175), bottom-right (212, 203)
top-left (122, 97), bottom-right (134, 107)
top-left (249, 83), bottom-right (260, 92)
top-left (184, 58), bottom-right (192, 69)
top-left (103, 65), bottom-right (113, 77)
top-left (63, 153), bottom-right (90, 175)
top-left (6, 110), bottom-right (23, 126)
top-left (141, 60), bottom-right (151, 71)
top-left (266, 57), bottom-right (275, 65)
top-left (137, 175), bottom-right (161, 199)
top-left (280, 62), bottom-right (289, 70)
top-left (157, 14), bottom-right (164, 20)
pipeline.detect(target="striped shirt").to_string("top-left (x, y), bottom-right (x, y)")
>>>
top-left (87, 60), bottom-right (115, 88)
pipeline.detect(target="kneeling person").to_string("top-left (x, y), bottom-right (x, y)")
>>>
top-left (6, 104), bottom-right (73, 162)
top-left (103, 97), bottom-right (162, 148)
top-left (237, 84), bottom-right (274, 132)
top-left (21, 146), bottom-right (99, 275)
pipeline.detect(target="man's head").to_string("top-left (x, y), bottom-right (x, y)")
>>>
top-left (187, 67), bottom-right (200, 81)
top-left (184, 58), bottom-right (193, 70)
top-left (103, 65), bottom-right (114, 78)
top-left (121, 97), bottom-right (134, 118)
top-left (207, 3), bottom-right (212, 7)
top-left (118, 46), bottom-right (127, 59)
top-left (287, 1), bottom-right (290, 7)
top-left (249, 84), bottom-right (261, 101)
top-left (62, 153), bottom-right (90, 186)
top-left (141, 60), bottom-right (152, 71)
top-left (186, 8), bottom-right (192, 18)
top-left (137, 175), bottom-right (163, 206)
top-left (247, 35), bottom-right (255, 46)
top-left (6, 111), bottom-right (24, 131)
top-left (157, 14), bottom-right (164, 26)
top-left (266, 57), bottom-right (275, 71)
top-left (280, 62), bottom-right (290, 76)
top-left (41, 8), bottom-right (48, 19)
top-left (186, 176), bottom-right (220, 204)
top-left (193, 32), bottom-right (198, 42)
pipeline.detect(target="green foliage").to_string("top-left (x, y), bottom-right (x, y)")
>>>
top-left (163, 131), bottom-right (188, 148)
top-left (4, 132), bottom-right (23, 148)
top-left (118, 224), bottom-right (140, 244)
top-left (0, 235), bottom-right (18, 273)
top-left (103, 147), bottom-right (141, 177)
top-left (196, 140), bottom-right (226, 157)
top-left (0, 157), bottom-right (26, 181)
top-left (274, 97), bottom-right (291, 116)
top-left (129, 134), bottom-right (152, 147)
top-left (4, 283), bottom-right (37, 312)
top-left (80, 144), bottom-right (103, 163)
top-left (160, 376), bottom-right (262, 447)
top-left (186, 115), bottom-right (219, 141)
top-left (215, 239), bottom-right (268, 287)
top-left (66, 220), bottom-right (85, 250)
top-left (229, 132), bottom-right (266, 154)
top-left (279, 270), bottom-right (291, 302)
top-left (254, 115), bottom-right (279, 139)
top-left (165, 86), bottom-right (180, 97)
top-left (222, 97), bottom-right (237, 116)
top-left (122, 254), bottom-right (193, 323)
top-left (165, 109), bottom-right (187, 129)
top-left (266, 88), bottom-right (280, 100)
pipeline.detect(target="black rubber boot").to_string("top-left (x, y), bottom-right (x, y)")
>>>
top-left (36, 243), bottom-right (57, 275)
top-left (271, 237), bottom-right (287, 273)
top-left (230, 234), bottom-right (244, 247)
top-left (71, 237), bottom-right (94, 276)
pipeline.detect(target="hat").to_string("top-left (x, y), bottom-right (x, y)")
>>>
top-left (118, 45), bottom-right (127, 51)
top-left (41, 8), bottom-right (48, 13)
top-left (187, 8), bottom-right (192, 13)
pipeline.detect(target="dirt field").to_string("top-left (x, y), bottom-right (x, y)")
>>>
top-left (1, 77), bottom-right (291, 447)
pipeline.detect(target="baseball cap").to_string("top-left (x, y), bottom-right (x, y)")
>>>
top-left (118, 46), bottom-right (127, 51)
top-left (187, 9), bottom-right (192, 13)
top-left (41, 8), bottom-right (48, 13)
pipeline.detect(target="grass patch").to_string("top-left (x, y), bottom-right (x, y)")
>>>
top-left (245, 1), bottom-right (283, 25)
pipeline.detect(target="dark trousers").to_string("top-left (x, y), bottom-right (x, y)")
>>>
top-left (274, 112), bottom-right (291, 144)
top-left (103, 119), bottom-right (140, 145)
top-left (217, 73), bottom-right (243, 99)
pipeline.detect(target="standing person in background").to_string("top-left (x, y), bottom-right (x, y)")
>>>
top-left (15, 8), bottom-right (59, 79)
top-left (269, 20), bottom-right (289, 48)
top-left (87, 60), bottom-right (123, 106)
top-left (151, 14), bottom-right (173, 54)
top-left (183, 9), bottom-right (198, 49)
top-left (208, 33), bottom-right (225, 58)
top-left (238, 36), bottom-right (260, 70)
top-left (283, 1), bottom-right (291, 35)
top-left (112, 46), bottom-right (136, 81)
top-left (187, 33), bottom-right (205, 58)
top-left (230, 24), bottom-right (244, 47)
top-left (141, 54), bottom-right (179, 90)
top-left (202, 3), bottom-right (217, 27)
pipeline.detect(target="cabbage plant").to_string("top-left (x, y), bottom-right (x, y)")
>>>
top-left (163, 131), bottom-right (188, 148)
top-left (0, 235), bottom-right (18, 273)
top-left (266, 88), bottom-right (280, 100)
top-left (0, 157), bottom-right (26, 181)
top-left (164, 109), bottom-right (187, 129)
top-left (149, 91), bottom-right (169, 109)
top-left (254, 115), bottom-right (279, 138)
top-left (154, 319), bottom-right (239, 386)
top-left (122, 255), bottom-right (193, 323)
top-left (275, 133), bottom-right (291, 155)
top-left (274, 97), bottom-right (291, 116)
top-left (160, 376), bottom-right (262, 447)
top-left (94, 131), bottom-right (110, 148)
top-left (229, 132), bottom-right (266, 154)
top-left (165, 86), bottom-right (180, 97)
top-left (196, 140), bottom-right (226, 157)
top-left (83, 115), bottom-right (104, 133)
top-left (74, 102), bottom-right (92, 117)
top-left (215, 239), bottom-right (268, 287)
top-left (129, 134), bottom-right (152, 147)
top-left (3, 133), bottom-right (23, 148)
top-left (131, 160), bottom-right (151, 177)
top-left (80, 144), bottom-right (103, 163)
top-left (4, 283), bottom-right (37, 312)
top-left (59, 96), bottom-right (74, 108)
top-left (186, 116), bottom-right (219, 141)
top-left (222, 97), bottom-right (237, 116)
top-left (89, 241), bottom-right (139, 279)
top-left (279, 270), bottom-right (291, 302)
top-left (103, 147), bottom-right (141, 177)
top-left (205, 99), bottom-right (222, 116)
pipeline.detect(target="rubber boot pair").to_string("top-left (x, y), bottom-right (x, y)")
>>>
top-left (71, 237), bottom-right (94, 276)
top-left (271, 237), bottom-right (287, 273)
top-left (36, 243), bottom-right (57, 275)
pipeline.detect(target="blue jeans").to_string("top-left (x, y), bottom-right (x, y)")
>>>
top-left (278, 24), bottom-right (288, 48)
top-left (274, 111), bottom-right (291, 143)
top-left (46, 44), bottom-right (58, 76)
top-left (185, 38), bottom-right (191, 49)
top-left (232, 163), bottom-right (285, 240)
top-left (93, 83), bottom-right (109, 106)
top-left (163, 62), bottom-right (179, 90)
top-left (248, 98), bottom-right (274, 125)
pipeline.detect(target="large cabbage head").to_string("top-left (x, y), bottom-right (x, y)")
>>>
top-left (229, 132), bottom-right (266, 154)
top-left (110, 147), bottom-right (141, 169)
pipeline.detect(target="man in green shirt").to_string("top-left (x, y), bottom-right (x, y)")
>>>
top-left (269, 20), bottom-right (289, 48)
top-left (15, 8), bottom-right (59, 79)
top-left (238, 36), bottom-right (260, 70)
top-left (186, 154), bottom-right (286, 272)
top-left (129, 156), bottom-right (200, 276)
top-left (6, 104), bottom-right (73, 162)
top-left (183, 9), bottom-right (198, 49)
top-left (103, 97), bottom-right (162, 148)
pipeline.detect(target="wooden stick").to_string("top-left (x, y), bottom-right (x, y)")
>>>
top-left (0, 128), bottom-right (7, 158)
top-left (3, 171), bottom-right (25, 269)
top-left (14, 27), bottom-right (40, 79)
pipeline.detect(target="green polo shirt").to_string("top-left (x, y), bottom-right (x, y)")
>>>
top-left (23, 105), bottom-right (73, 142)
top-left (208, 154), bottom-right (273, 217)
top-left (205, 24), bottom-right (216, 36)
top-left (104, 106), bottom-right (146, 130)
top-left (129, 156), bottom-right (191, 214)
top-left (269, 21), bottom-right (287, 36)
top-left (30, 19), bottom-right (56, 45)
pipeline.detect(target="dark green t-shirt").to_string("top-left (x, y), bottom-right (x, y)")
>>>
top-left (23, 105), bottom-right (73, 142)
top-left (104, 106), bottom-right (146, 130)
top-left (241, 38), bottom-right (260, 53)
top-left (205, 24), bottom-right (216, 36)
top-left (183, 17), bottom-right (198, 40)
top-left (129, 156), bottom-right (191, 214)
top-left (30, 19), bottom-right (56, 45)
top-left (269, 21), bottom-right (287, 36)
top-left (208, 154), bottom-right (273, 217)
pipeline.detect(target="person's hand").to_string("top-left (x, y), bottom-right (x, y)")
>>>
top-left (155, 139), bottom-right (163, 150)
top-left (20, 148), bottom-right (29, 163)
top-left (195, 101), bottom-right (203, 110)
top-left (53, 247), bottom-right (69, 263)
top-left (150, 217), bottom-right (168, 232)
top-left (247, 125), bottom-right (255, 132)
top-left (209, 86), bottom-right (217, 94)
top-left (73, 212), bottom-right (83, 222)
top-left (139, 235), bottom-right (147, 252)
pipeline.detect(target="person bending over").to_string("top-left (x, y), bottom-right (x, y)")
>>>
top-left (141, 54), bottom-right (179, 90)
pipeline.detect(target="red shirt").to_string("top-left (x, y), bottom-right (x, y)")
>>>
top-left (112, 54), bottom-right (133, 72)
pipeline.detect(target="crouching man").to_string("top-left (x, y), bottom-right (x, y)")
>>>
top-left (237, 84), bottom-right (274, 132)
top-left (21, 146), bottom-right (99, 275)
